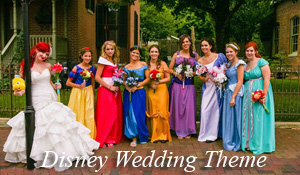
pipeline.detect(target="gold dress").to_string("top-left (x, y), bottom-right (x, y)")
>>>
top-left (146, 69), bottom-right (172, 143)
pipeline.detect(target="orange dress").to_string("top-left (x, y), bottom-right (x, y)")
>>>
top-left (146, 69), bottom-right (172, 143)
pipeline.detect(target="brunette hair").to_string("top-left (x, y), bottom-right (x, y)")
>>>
top-left (130, 45), bottom-right (143, 57)
top-left (179, 34), bottom-right (195, 58)
top-left (78, 47), bottom-right (93, 62)
top-left (200, 37), bottom-right (215, 52)
top-left (147, 45), bottom-right (162, 69)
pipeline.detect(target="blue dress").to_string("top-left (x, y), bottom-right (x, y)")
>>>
top-left (222, 60), bottom-right (246, 151)
top-left (123, 65), bottom-right (149, 142)
top-left (241, 58), bottom-right (275, 155)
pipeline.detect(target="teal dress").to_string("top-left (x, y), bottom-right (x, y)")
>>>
top-left (241, 58), bottom-right (275, 155)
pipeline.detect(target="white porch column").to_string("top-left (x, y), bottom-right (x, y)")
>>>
top-left (13, 0), bottom-right (17, 35)
top-left (52, 0), bottom-right (56, 60)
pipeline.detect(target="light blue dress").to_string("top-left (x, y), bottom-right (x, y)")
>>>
top-left (222, 60), bottom-right (246, 151)
top-left (241, 58), bottom-right (275, 155)
top-left (123, 65), bottom-right (149, 143)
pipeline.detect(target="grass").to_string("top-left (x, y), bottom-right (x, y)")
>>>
top-left (0, 78), bottom-right (299, 121)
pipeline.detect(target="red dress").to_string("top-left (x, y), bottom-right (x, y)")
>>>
top-left (95, 57), bottom-right (125, 147)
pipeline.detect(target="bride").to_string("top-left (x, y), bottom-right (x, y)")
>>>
top-left (3, 42), bottom-right (99, 171)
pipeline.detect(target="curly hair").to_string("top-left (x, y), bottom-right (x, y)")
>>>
top-left (244, 41), bottom-right (262, 58)
top-left (101, 41), bottom-right (120, 64)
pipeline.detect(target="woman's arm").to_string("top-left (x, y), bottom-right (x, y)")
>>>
top-left (261, 64), bottom-right (271, 96)
top-left (66, 66), bottom-right (86, 89)
top-left (230, 65), bottom-right (245, 106)
top-left (95, 64), bottom-right (116, 91)
top-left (159, 61), bottom-right (170, 84)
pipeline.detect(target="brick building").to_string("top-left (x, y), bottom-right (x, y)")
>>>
top-left (0, 0), bottom-right (140, 65)
top-left (274, 0), bottom-right (300, 66)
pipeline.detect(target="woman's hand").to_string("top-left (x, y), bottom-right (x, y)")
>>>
top-left (131, 86), bottom-right (137, 93)
top-left (79, 82), bottom-right (86, 89)
top-left (110, 86), bottom-right (119, 92)
top-left (176, 74), bottom-right (183, 81)
top-left (230, 97), bottom-right (236, 107)
top-left (53, 83), bottom-right (62, 89)
top-left (14, 89), bottom-right (25, 96)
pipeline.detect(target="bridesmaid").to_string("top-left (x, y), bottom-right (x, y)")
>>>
top-left (95, 41), bottom-right (125, 148)
top-left (123, 46), bottom-right (150, 147)
top-left (169, 34), bottom-right (199, 139)
top-left (66, 47), bottom-right (97, 139)
top-left (146, 45), bottom-right (172, 143)
top-left (241, 41), bottom-right (275, 155)
top-left (222, 43), bottom-right (246, 151)
top-left (198, 38), bottom-right (227, 143)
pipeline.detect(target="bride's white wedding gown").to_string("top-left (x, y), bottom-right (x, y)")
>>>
top-left (3, 69), bottom-right (100, 171)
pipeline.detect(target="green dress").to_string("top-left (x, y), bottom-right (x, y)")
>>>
top-left (241, 58), bottom-right (275, 155)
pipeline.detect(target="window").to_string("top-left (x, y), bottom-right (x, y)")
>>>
top-left (273, 23), bottom-right (279, 54)
top-left (290, 16), bottom-right (299, 55)
top-left (96, 4), bottom-right (128, 47)
top-left (86, 0), bottom-right (95, 13)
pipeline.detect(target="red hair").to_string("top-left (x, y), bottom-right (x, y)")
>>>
top-left (244, 41), bottom-right (262, 58)
top-left (20, 42), bottom-right (50, 78)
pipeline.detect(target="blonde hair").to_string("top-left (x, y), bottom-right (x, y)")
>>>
top-left (225, 42), bottom-right (240, 53)
top-left (101, 41), bottom-right (120, 64)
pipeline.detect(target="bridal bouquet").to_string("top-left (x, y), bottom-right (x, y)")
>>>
top-left (79, 69), bottom-right (94, 83)
top-left (195, 65), bottom-right (208, 77)
top-left (112, 68), bottom-right (125, 98)
top-left (252, 90), bottom-right (269, 113)
top-left (112, 68), bottom-right (125, 87)
top-left (149, 69), bottom-right (161, 93)
top-left (51, 63), bottom-right (64, 102)
top-left (125, 71), bottom-right (139, 102)
top-left (174, 58), bottom-right (193, 89)
top-left (211, 64), bottom-right (227, 90)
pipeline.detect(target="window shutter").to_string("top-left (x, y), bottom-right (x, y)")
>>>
top-left (96, 4), bottom-right (105, 48)
top-left (134, 11), bottom-right (138, 45)
top-left (117, 5), bottom-right (128, 47)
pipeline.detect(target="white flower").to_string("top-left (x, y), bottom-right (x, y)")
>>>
top-left (156, 73), bottom-right (161, 79)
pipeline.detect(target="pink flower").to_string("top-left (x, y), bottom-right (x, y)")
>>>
top-left (51, 63), bottom-right (64, 73)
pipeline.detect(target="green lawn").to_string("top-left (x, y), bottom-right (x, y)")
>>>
top-left (0, 78), bottom-right (299, 121)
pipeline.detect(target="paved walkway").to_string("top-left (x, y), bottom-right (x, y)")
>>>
top-left (0, 127), bottom-right (299, 175)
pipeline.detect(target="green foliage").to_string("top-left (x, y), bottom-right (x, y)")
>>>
top-left (252, 33), bottom-right (266, 56)
top-left (13, 30), bottom-right (24, 63)
top-left (0, 78), bottom-right (10, 89)
top-left (230, 0), bottom-right (274, 43)
top-left (140, 1), bottom-right (177, 42)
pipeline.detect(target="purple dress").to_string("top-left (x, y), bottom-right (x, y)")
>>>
top-left (169, 51), bottom-right (197, 137)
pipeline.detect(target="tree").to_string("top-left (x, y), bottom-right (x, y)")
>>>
top-left (143, 0), bottom-right (247, 52)
top-left (140, 1), bottom-right (177, 44)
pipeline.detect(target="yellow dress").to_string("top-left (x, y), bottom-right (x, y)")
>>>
top-left (67, 65), bottom-right (97, 139)
top-left (146, 69), bottom-right (172, 143)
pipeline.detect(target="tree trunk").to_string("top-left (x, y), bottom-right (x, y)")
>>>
top-left (215, 0), bottom-right (230, 53)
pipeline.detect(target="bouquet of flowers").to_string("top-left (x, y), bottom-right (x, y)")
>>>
top-left (252, 90), bottom-right (269, 113)
top-left (125, 71), bottom-right (139, 102)
top-left (112, 68), bottom-right (125, 86)
top-left (211, 64), bottom-right (227, 90)
top-left (112, 68), bottom-right (125, 97)
top-left (51, 63), bottom-right (64, 102)
top-left (149, 69), bottom-right (161, 93)
top-left (174, 58), bottom-right (193, 89)
top-left (195, 65), bottom-right (208, 77)
top-left (79, 69), bottom-right (94, 83)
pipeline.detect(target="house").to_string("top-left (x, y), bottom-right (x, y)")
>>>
top-left (273, 0), bottom-right (300, 66)
top-left (0, 0), bottom-right (140, 66)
